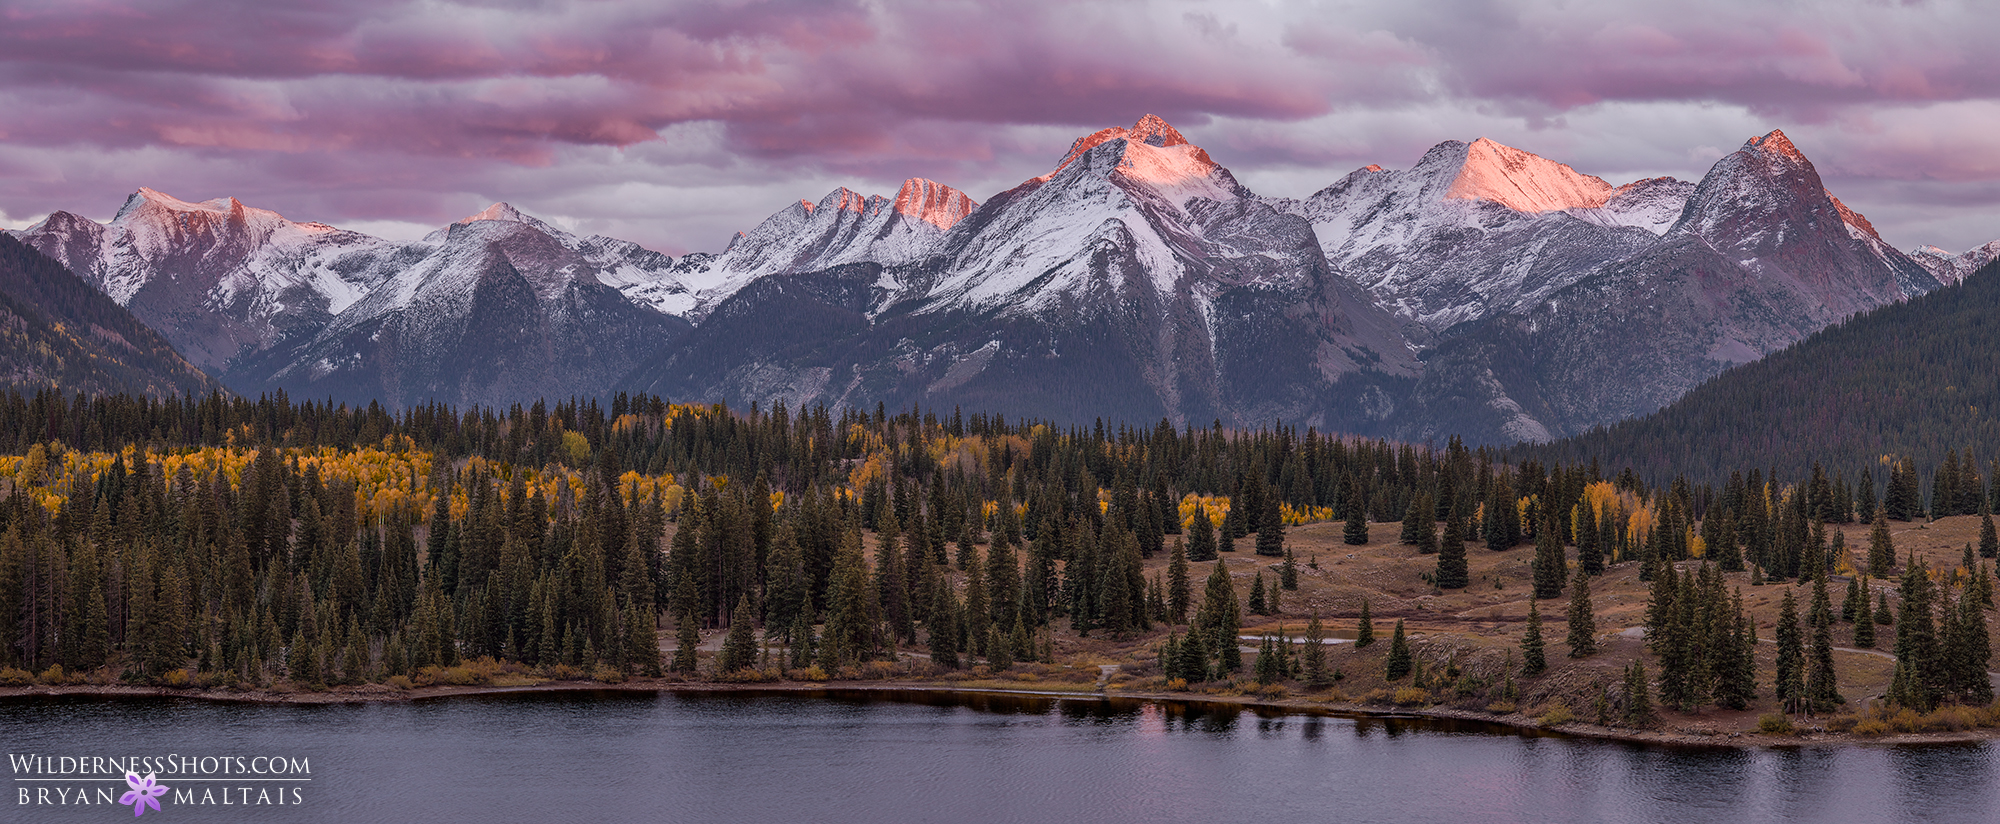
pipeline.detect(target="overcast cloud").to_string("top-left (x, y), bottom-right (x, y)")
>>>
top-left (3, 0), bottom-right (1998, 255)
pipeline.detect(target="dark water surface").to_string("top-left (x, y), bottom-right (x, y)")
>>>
top-left (4, 689), bottom-right (1996, 823)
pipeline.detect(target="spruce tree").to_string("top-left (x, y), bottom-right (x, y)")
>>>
top-left (1188, 506), bottom-right (1217, 562)
top-left (1385, 620), bottom-right (1412, 680)
top-left (1868, 508), bottom-right (1896, 577)
top-left (672, 606), bottom-right (700, 673)
top-left (1565, 563), bottom-right (1596, 658)
top-left (1981, 507), bottom-right (1998, 560)
top-left (1531, 524), bottom-right (1565, 600)
top-left (1167, 539), bottom-right (1191, 623)
top-left (1712, 589), bottom-right (1756, 710)
top-left (1956, 589), bottom-right (1994, 704)
top-left (1355, 599), bottom-right (1374, 648)
top-left (718, 594), bottom-right (760, 674)
top-left (1194, 561), bottom-right (1241, 672)
top-left (1247, 572), bottom-right (1268, 616)
top-left (1302, 614), bottom-right (1330, 687)
top-left (1805, 576), bottom-right (1839, 714)
top-left (1774, 589), bottom-right (1804, 713)
top-left (1888, 556), bottom-right (1938, 710)
top-left (1435, 521), bottom-right (1469, 590)
top-left (1852, 583), bottom-right (1876, 648)
top-left (928, 578), bottom-right (962, 669)
top-left (1280, 549), bottom-right (1299, 591)
top-left (1343, 499), bottom-right (1369, 546)
top-left (1522, 599), bottom-right (1546, 676)
top-left (1256, 493), bottom-right (1286, 557)
top-left (1622, 662), bottom-right (1655, 727)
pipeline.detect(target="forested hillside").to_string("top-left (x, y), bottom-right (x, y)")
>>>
top-left (0, 236), bottom-right (215, 399)
top-left (0, 388), bottom-right (1993, 725)
top-left (1524, 260), bottom-right (2000, 489)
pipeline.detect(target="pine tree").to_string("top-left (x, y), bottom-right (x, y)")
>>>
top-left (1194, 561), bottom-right (1241, 672)
top-left (1301, 614), bottom-right (1329, 687)
top-left (1956, 588), bottom-right (1994, 704)
top-left (1522, 599), bottom-right (1546, 676)
top-left (1852, 582), bottom-right (1876, 648)
top-left (1354, 599), bottom-right (1374, 648)
top-left (1805, 576), bottom-right (1839, 714)
top-left (1188, 506), bottom-right (1217, 562)
top-left (1166, 539), bottom-right (1191, 623)
top-left (1256, 492), bottom-right (1286, 557)
top-left (1868, 508), bottom-right (1896, 578)
top-left (1435, 519), bottom-right (1469, 589)
top-left (1622, 662), bottom-right (1655, 727)
top-left (1280, 549), bottom-right (1299, 591)
top-left (1565, 563), bottom-right (1596, 658)
top-left (1980, 507), bottom-right (1998, 560)
top-left (1246, 571), bottom-right (1267, 616)
top-left (1532, 522), bottom-right (1565, 600)
top-left (1343, 498), bottom-right (1369, 546)
top-left (1385, 620), bottom-right (1412, 680)
top-left (1711, 589), bottom-right (1756, 710)
top-left (1774, 589), bottom-right (1804, 714)
top-left (1888, 556), bottom-right (1938, 710)
top-left (928, 576), bottom-right (962, 669)
top-left (718, 594), bottom-right (759, 674)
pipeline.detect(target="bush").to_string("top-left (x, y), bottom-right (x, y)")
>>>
top-left (1166, 677), bottom-right (1189, 692)
top-left (386, 675), bottom-right (414, 690)
top-left (1258, 684), bottom-right (1290, 698)
top-left (1851, 719), bottom-right (1891, 737)
top-left (37, 665), bottom-right (65, 685)
top-left (1888, 708), bottom-right (1923, 733)
top-left (591, 665), bottom-right (627, 684)
top-left (1485, 700), bottom-right (1518, 715)
top-left (788, 666), bottom-right (830, 682)
top-left (1392, 687), bottom-right (1431, 706)
top-left (1823, 713), bottom-right (1859, 733)
top-left (1757, 713), bottom-right (1795, 734)
top-left (0, 667), bottom-right (33, 686)
top-left (160, 669), bottom-right (191, 688)
top-left (1537, 702), bottom-right (1575, 726)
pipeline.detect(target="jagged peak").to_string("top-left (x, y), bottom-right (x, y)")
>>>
top-left (1744, 129), bottom-right (1805, 161)
top-left (1042, 114), bottom-right (1215, 182)
top-left (116, 187), bottom-right (247, 222)
top-left (1824, 189), bottom-right (1882, 241)
top-left (892, 178), bottom-right (977, 230)
top-left (459, 202), bottom-right (526, 225)
top-left (1443, 138), bottom-right (1614, 212)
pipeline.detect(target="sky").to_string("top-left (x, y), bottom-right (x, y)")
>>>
top-left (4, 0), bottom-right (2000, 256)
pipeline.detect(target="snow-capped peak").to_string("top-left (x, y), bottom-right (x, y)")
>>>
top-left (1908, 239), bottom-right (2000, 285)
top-left (459, 202), bottom-right (526, 224)
top-left (1745, 129), bottom-right (1805, 161)
top-left (1042, 114), bottom-right (1218, 183)
top-left (893, 178), bottom-right (976, 230)
top-left (1443, 138), bottom-right (1615, 212)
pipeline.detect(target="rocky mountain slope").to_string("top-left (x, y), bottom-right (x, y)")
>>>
top-left (0, 234), bottom-right (216, 399)
top-left (7, 118), bottom-right (1958, 441)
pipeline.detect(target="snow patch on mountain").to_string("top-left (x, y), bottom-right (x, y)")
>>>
top-left (1445, 138), bottom-right (1615, 213)
top-left (1910, 240), bottom-right (2000, 285)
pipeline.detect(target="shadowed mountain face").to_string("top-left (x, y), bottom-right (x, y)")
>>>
top-left (0, 234), bottom-right (216, 399)
top-left (10, 119), bottom-right (1951, 440)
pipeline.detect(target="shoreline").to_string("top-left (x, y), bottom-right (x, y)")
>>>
top-left (6, 680), bottom-right (1996, 750)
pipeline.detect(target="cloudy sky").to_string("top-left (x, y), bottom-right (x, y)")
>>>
top-left (3, 0), bottom-right (1999, 255)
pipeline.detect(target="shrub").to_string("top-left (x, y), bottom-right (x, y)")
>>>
top-left (1166, 677), bottom-right (1189, 692)
top-left (591, 665), bottom-right (627, 684)
top-left (1258, 683), bottom-right (1290, 699)
top-left (1823, 713), bottom-right (1859, 733)
top-left (37, 665), bottom-right (65, 685)
top-left (1537, 702), bottom-right (1574, 726)
top-left (1485, 700), bottom-right (1518, 715)
top-left (160, 669), bottom-right (191, 688)
top-left (1851, 719), bottom-right (1891, 737)
top-left (0, 667), bottom-right (33, 686)
top-left (386, 675), bottom-right (414, 690)
top-left (1393, 687), bottom-right (1431, 706)
top-left (1758, 713), bottom-right (1795, 734)
top-left (1888, 708), bottom-right (1923, 733)
top-left (788, 666), bottom-right (830, 682)
top-left (1361, 688), bottom-right (1394, 705)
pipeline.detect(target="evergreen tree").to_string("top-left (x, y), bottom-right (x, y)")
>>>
top-left (1532, 522), bottom-right (1565, 599)
top-left (1711, 589), bottom-right (1756, 710)
top-left (1774, 589), bottom-right (1804, 714)
top-left (1343, 496), bottom-right (1370, 546)
top-left (1188, 506), bottom-right (1217, 562)
top-left (1435, 519), bottom-right (1469, 590)
top-left (1355, 599), bottom-right (1374, 649)
top-left (1522, 599), bottom-right (1546, 676)
top-left (1301, 614), bottom-right (1330, 687)
top-left (1622, 662), bottom-right (1655, 727)
top-left (1246, 571), bottom-right (1267, 616)
top-left (1805, 576), bottom-right (1839, 714)
top-left (1256, 492), bottom-right (1286, 557)
top-left (1955, 588), bottom-right (1994, 704)
top-left (1868, 508), bottom-right (1896, 578)
top-left (1194, 561), bottom-right (1241, 672)
top-left (1280, 549), bottom-right (1299, 591)
top-left (1980, 507), bottom-right (1998, 560)
top-left (717, 593), bottom-right (759, 673)
top-left (1888, 556), bottom-right (1939, 710)
top-left (1565, 563), bottom-right (1596, 658)
top-left (1166, 539), bottom-right (1191, 623)
top-left (1385, 620), bottom-right (1412, 680)
top-left (928, 576), bottom-right (962, 669)
top-left (1852, 582), bottom-right (1876, 648)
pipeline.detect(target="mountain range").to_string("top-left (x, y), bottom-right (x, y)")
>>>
top-left (6, 116), bottom-right (1982, 442)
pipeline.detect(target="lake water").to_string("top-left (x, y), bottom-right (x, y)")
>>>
top-left (4, 689), bottom-right (1995, 823)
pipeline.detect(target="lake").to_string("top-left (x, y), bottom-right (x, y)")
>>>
top-left (4, 689), bottom-right (1995, 823)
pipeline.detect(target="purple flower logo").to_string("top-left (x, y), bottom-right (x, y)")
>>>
top-left (118, 772), bottom-right (169, 817)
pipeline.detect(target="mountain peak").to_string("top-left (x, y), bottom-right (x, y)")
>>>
top-left (460, 202), bottom-right (526, 224)
top-left (1443, 138), bottom-right (1614, 212)
top-left (892, 178), bottom-right (977, 230)
top-left (1744, 129), bottom-right (1804, 161)
top-left (1044, 115), bottom-right (1213, 181)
